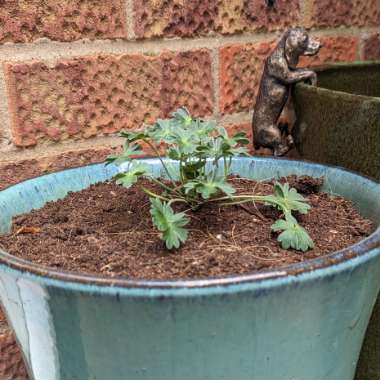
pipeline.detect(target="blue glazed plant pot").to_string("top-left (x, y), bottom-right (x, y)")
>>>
top-left (0, 157), bottom-right (379, 380)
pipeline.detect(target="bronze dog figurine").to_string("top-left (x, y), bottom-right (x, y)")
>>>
top-left (253, 28), bottom-right (321, 156)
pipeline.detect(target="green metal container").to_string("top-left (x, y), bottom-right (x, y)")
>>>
top-left (292, 63), bottom-right (380, 380)
top-left (0, 157), bottom-right (379, 380)
top-left (293, 62), bottom-right (380, 180)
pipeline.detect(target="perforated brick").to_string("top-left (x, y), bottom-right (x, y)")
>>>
top-left (219, 41), bottom-right (274, 115)
top-left (0, 0), bottom-right (127, 44)
top-left (134, 0), bottom-right (218, 39)
top-left (300, 36), bottom-right (358, 67)
top-left (354, 0), bottom-right (380, 26)
top-left (216, 0), bottom-right (300, 34)
top-left (161, 50), bottom-right (213, 117)
top-left (310, 0), bottom-right (353, 27)
top-left (310, 0), bottom-right (380, 28)
top-left (134, 0), bottom-right (300, 38)
top-left (364, 34), bottom-right (380, 61)
top-left (5, 54), bottom-right (163, 147)
top-left (5, 49), bottom-right (213, 147)
top-left (0, 332), bottom-right (29, 380)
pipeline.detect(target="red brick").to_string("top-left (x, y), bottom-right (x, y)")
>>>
top-left (364, 34), bottom-right (380, 61)
top-left (310, 0), bottom-right (353, 27)
top-left (219, 41), bottom-right (274, 115)
top-left (134, 0), bottom-right (218, 39)
top-left (4, 55), bottom-right (161, 147)
top-left (354, 0), bottom-right (380, 26)
top-left (161, 50), bottom-right (214, 117)
top-left (5, 49), bottom-right (213, 147)
top-left (216, 0), bottom-right (300, 34)
top-left (300, 36), bottom-right (358, 67)
top-left (310, 0), bottom-right (380, 28)
top-left (0, 332), bottom-right (29, 380)
top-left (0, 0), bottom-right (127, 44)
top-left (134, 0), bottom-right (300, 38)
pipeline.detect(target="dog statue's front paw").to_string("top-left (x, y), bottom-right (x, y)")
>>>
top-left (306, 72), bottom-right (318, 86)
top-left (274, 143), bottom-right (291, 157)
top-left (286, 135), bottom-right (294, 148)
top-left (310, 74), bottom-right (318, 86)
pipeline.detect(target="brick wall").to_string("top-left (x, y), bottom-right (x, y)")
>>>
top-left (0, 0), bottom-right (379, 379)
top-left (0, 0), bottom-right (379, 185)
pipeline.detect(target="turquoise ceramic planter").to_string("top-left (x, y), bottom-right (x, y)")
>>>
top-left (0, 157), bottom-right (379, 380)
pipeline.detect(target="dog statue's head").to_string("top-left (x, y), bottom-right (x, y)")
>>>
top-left (284, 28), bottom-right (321, 66)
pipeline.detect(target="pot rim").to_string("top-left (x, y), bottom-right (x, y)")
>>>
top-left (296, 61), bottom-right (380, 102)
top-left (0, 157), bottom-right (379, 291)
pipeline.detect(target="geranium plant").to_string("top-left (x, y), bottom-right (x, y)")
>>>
top-left (107, 108), bottom-right (314, 252)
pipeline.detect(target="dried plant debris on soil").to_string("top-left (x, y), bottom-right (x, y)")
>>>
top-left (0, 176), bottom-right (373, 280)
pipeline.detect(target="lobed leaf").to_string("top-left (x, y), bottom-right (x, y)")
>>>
top-left (106, 142), bottom-right (145, 167)
top-left (114, 162), bottom-right (148, 188)
top-left (271, 213), bottom-right (314, 252)
top-left (184, 177), bottom-right (235, 199)
top-left (150, 198), bottom-right (190, 249)
top-left (119, 131), bottom-right (147, 143)
top-left (264, 182), bottom-right (311, 215)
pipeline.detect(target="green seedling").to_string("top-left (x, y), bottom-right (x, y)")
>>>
top-left (107, 108), bottom-right (314, 251)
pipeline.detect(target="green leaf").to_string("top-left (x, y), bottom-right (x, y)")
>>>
top-left (265, 182), bottom-right (311, 214)
top-left (197, 138), bottom-right (224, 161)
top-left (150, 198), bottom-right (190, 249)
top-left (167, 147), bottom-right (181, 161)
top-left (217, 128), bottom-right (250, 157)
top-left (105, 143), bottom-right (144, 166)
top-left (231, 131), bottom-right (250, 145)
top-left (184, 177), bottom-right (236, 199)
top-left (114, 162), bottom-right (148, 188)
top-left (271, 213), bottom-right (314, 252)
top-left (192, 120), bottom-right (216, 138)
top-left (172, 107), bottom-right (192, 127)
top-left (181, 160), bottom-right (206, 180)
top-left (119, 131), bottom-right (147, 143)
top-left (147, 119), bottom-right (176, 144)
top-left (173, 128), bottom-right (197, 155)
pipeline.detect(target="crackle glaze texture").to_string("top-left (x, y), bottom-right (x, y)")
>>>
top-left (0, 157), bottom-right (379, 380)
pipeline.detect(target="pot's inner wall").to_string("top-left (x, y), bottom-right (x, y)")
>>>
top-left (316, 64), bottom-right (380, 98)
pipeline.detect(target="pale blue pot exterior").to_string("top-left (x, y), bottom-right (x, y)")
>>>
top-left (0, 157), bottom-right (379, 380)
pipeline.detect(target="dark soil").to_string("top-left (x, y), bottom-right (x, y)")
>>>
top-left (0, 176), bottom-right (373, 280)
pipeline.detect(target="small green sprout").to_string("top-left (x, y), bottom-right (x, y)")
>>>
top-left (107, 107), bottom-right (314, 251)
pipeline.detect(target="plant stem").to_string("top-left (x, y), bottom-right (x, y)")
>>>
top-left (148, 177), bottom-right (182, 197)
top-left (207, 194), bottom-right (281, 208)
top-left (141, 187), bottom-right (171, 201)
top-left (144, 139), bottom-right (175, 182)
